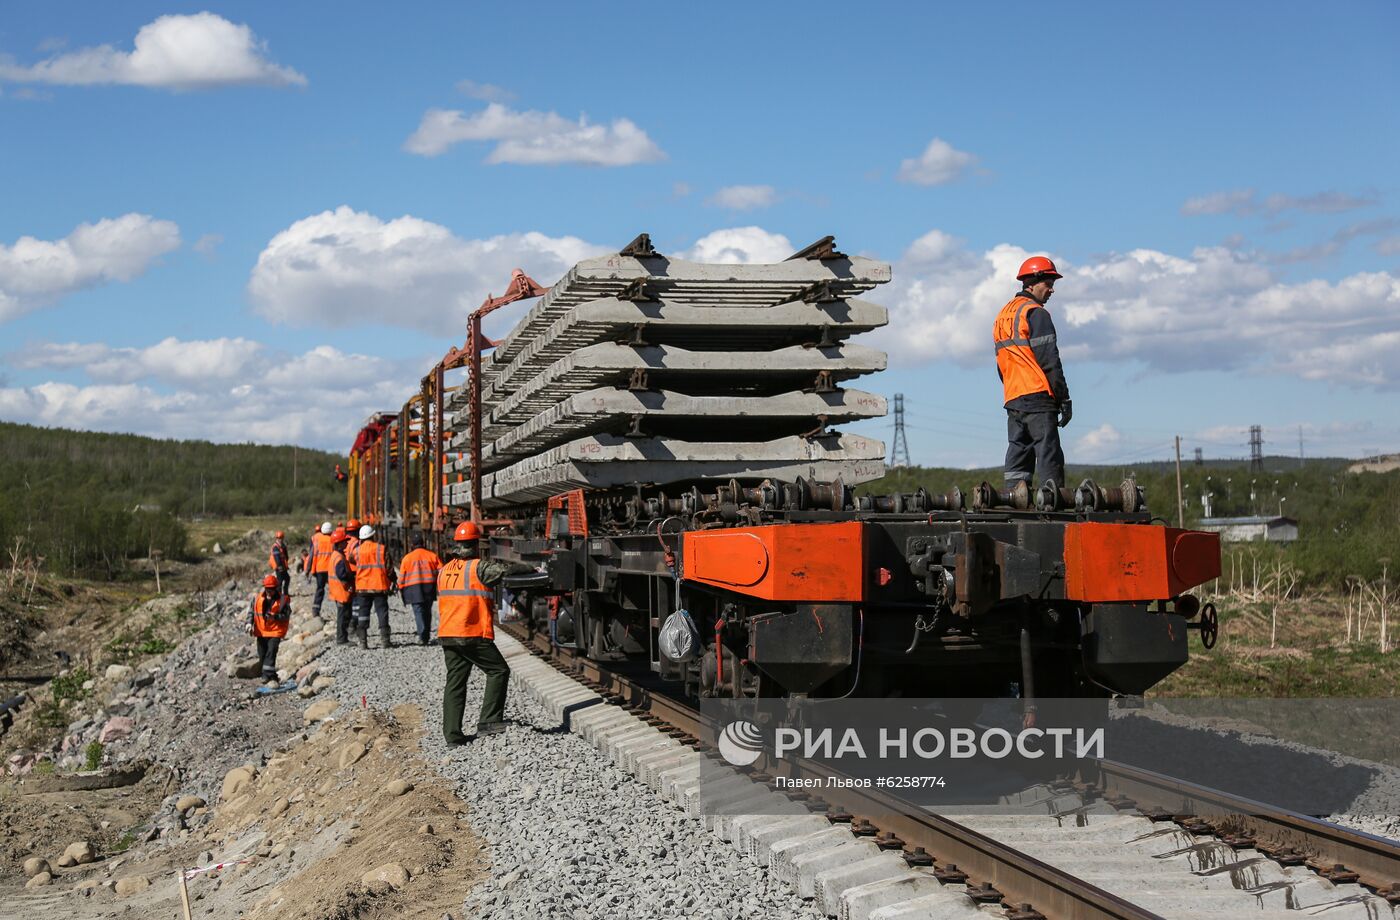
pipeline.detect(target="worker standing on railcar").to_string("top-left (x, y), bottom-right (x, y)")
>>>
top-left (327, 527), bottom-right (356, 645)
top-left (353, 524), bottom-right (397, 649)
top-left (398, 532), bottom-right (442, 646)
top-left (246, 574), bottom-right (292, 683)
top-left (993, 256), bottom-right (1071, 490)
top-left (308, 522), bottom-right (335, 618)
top-left (438, 521), bottom-right (533, 742)
top-left (268, 530), bottom-right (290, 596)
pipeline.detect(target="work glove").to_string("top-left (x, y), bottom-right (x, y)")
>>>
top-left (1057, 400), bottom-right (1073, 429)
top-left (245, 623), bottom-right (255, 636)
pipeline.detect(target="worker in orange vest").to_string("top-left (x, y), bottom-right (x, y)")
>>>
top-left (438, 521), bottom-right (532, 743)
top-left (344, 519), bottom-right (362, 575)
top-left (246, 574), bottom-right (292, 683)
top-left (327, 528), bottom-right (356, 645)
top-left (994, 256), bottom-right (1071, 490)
top-left (308, 522), bottom-right (335, 618)
top-left (398, 531), bottom-right (442, 646)
top-left (353, 524), bottom-right (397, 649)
top-left (268, 530), bottom-right (290, 596)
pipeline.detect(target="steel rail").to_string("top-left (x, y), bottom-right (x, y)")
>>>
top-left (502, 622), bottom-right (1166, 920)
top-left (1095, 759), bottom-right (1400, 901)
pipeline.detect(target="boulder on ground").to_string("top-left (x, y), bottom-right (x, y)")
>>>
top-left (104, 664), bottom-right (133, 683)
top-left (360, 863), bottom-right (410, 891)
top-left (175, 795), bottom-right (205, 813)
top-left (61, 841), bottom-right (95, 865)
top-left (383, 779), bottom-right (413, 797)
top-left (232, 658), bottom-right (262, 679)
top-left (338, 743), bottom-right (367, 769)
top-left (22, 857), bottom-right (50, 878)
top-left (25, 871), bottom-right (52, 889)
top-left (221, 765), bottom-right (257, 801)
top-left (303, 699), bottom-right (338, 723)
top-left (98, 715), bottom-right (135, 744)
top-left (114, 875), bottom-right (150, 897)
top-left (311, 675), bottom-right (336, 691)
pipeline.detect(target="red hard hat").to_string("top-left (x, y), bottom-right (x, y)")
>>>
top-left (262, 574), bottom-right (278, 589)
top-left (453, 521), bottom-right (482, 542)
top-left (331, 527), bottom-right (348, 543)
top-left (1016, 256), bottom-right (1062, 281)
top-left (347, 518), bottom-right (361, 530)
top-left (275, 531), bottom-right (284, 539)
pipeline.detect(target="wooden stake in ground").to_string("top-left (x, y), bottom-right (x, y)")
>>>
top-left (152, 548), bottom-right (163, 595)
top-left (178, 869), bottom-right (193, 920)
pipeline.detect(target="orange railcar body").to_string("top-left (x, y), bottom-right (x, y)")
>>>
top-left (683, 522), bottom-right (866, 602)
top-left (1063, 522), bottom-right (1221, 603)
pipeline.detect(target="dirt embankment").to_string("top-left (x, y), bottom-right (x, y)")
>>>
top-left (1, 533), bottom-right (487, 919)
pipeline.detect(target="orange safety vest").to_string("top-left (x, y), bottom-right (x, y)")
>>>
top-left (251, 591), bottom-right (291, 638)
top-left (309, 532), bottom-right (334, 574)
top-left (993, 295), bottom-right (1055, 405)
top-left (398, 548), bottom-right (441, 590)
top-left (345, 537), bottom-right (361, 572)
top-left (268, 540), bottom-right (288, 571)
top-left (354, 540), bottom-right (391, 593)
top-left (328, 550), bottom-right (354, 604)
top-left (437, 559), bottom-right (494, 640)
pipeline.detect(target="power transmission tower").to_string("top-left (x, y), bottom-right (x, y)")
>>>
top-left (1193, 447), bottom-right (1203, 466)
top-left (891, 393), bottom-right (911, 468)
top-left (1249, 425), bottom-right (1264, 473)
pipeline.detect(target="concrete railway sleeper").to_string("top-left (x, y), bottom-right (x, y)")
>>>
top-left (501, 621), bottom-right (1400, 920)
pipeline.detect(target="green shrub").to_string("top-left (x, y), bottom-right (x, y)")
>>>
top-left (50, 668), bottom-right (92, 704)
top-left (84, 741), bottom-right (104, 771)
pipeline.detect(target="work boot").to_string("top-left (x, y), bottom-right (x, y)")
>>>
top-left (335, 622), bottom-right (348, 645)
top-left (475, 721), bottom-right (506, 737)
top-left (357, 625), bottom-right (368, 649)
top-left (380, 629), bottom-right (394, 649)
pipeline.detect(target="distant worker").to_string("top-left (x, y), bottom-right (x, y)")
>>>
top-left (353, 524), bottom-right (397, 649)
top-left (246, 574), bottom-right (292, 683)
top-left (298, 547), bottom-right (310, 582)
top-left (438, 521), bottom-right (533, 743)
top-left (398, 532), bottom-right (443, 646)
top-left (335, 463), bottom-right (348, 483)
top-left (993, 256), bottom-right (1071, 490)
top-left (308, 522), bottom-right (335, 618)
top-left (268, 530), bottom-right (290, 596)
top-left (327, 528), bottom-right (356, 645)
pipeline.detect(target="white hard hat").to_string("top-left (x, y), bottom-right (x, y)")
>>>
top-left (358, 524), bottom-right (374, 540)
top-left (320, 522), bottom-right (333, 535)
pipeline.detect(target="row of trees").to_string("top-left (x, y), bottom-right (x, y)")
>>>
top-left (0, 421), bottom-right (346, 578)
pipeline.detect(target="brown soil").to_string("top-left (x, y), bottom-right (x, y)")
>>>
top-left (0, 705), bottom-right (486, 919)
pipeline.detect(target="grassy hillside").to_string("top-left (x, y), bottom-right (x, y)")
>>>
top-left (0, 421), bottom-right (344, 578)
top-left (862, 458), bottom-right (1400, 588)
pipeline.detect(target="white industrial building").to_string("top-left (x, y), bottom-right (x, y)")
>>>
top-left (1197, 516), bottom-right (1299, 543)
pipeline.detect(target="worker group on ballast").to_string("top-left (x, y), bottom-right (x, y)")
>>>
top-left (249, 520), bottom-right (532, 742)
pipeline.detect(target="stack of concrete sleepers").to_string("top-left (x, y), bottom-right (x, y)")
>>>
top-left (444, 240), bottom-right (892, 510)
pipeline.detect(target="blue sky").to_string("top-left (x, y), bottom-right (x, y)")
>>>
top-left (1, 2), bottom-right (1397, 468)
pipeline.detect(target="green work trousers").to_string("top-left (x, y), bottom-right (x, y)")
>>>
top-left (441, 639), bottom-right (510, 743)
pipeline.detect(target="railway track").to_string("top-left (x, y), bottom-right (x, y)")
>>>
top-left (501, 620), bottom-right (1400, 920)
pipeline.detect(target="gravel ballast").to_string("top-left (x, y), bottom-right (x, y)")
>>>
top-left (321, 598), bottom-right (823, 920)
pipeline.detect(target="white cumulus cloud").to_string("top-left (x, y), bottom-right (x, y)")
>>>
top-left (0, 214), bottom-right (181, 322)
top-left (706, 185), bottom-right (777, 211)
top-left (876, 231), bottom-right (1400, 389)
top-left (0, 340), bottom-right (422, 449)
top-left (680, 227), bottom-right (794, 265)
top-left (403, 103), bottom-right (665, 165)
top-left (455, 79), bottom-right (514, 103)
top-left (247, 206), bottom-right (607, 332)
top-left (0, 13), bottom-right (305, 90)
top-left (896, 138), bottom-right (977, 186)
